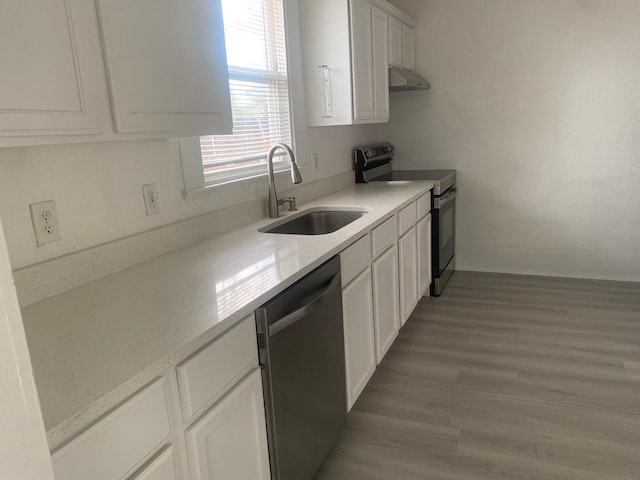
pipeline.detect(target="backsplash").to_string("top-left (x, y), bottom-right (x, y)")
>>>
top-left (13, 171), bottom-right (355, 307)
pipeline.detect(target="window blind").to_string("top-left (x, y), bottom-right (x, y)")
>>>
top-left (201, 0), bottom-right (292, 183)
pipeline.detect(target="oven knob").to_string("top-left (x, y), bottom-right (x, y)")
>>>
top-left (384, 145), bottom-right (393, 153)
top-left (365, 150), bottom-right (374, 158)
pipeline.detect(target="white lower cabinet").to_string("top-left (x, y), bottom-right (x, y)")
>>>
top-left (52, 379), bottom-right (172, 480)
top-left (131, 448), bottom-right (178, 480)
top-left (417, 213), bottom-right (432, 297)
top-left (185, 369), bottom-right (270, 480)
top-left (371, 245), bottom-right (400, 364)
top-left (342, 267), bottom-right (376, 410)
top-left (398, 226), bottom-right (419, 326)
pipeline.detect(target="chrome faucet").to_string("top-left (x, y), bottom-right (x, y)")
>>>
top-left (267, 143), bottom-right (303, 218)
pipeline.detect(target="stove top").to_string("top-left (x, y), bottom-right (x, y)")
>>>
top-left (353, 143), bottom-right (456, 195)
top-left (374, 170), bottom-right (455, 184)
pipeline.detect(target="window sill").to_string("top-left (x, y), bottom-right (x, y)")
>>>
top-left (182, 164), bottom-right (311, 199)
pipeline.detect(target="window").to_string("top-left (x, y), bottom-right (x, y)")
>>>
top-left (200, 0), bottom-right (292, 185)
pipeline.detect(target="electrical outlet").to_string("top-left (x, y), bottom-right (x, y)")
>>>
top-left (142, 183), bottom-right (160, 215)
top-left (30, 200), bottom-right (62, 247)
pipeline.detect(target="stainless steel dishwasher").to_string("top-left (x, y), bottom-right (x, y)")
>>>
top-left (255, 256), bottom-right (346, 480)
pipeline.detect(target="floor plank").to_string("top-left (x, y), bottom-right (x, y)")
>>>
top-left (313, 271), bottom-right (640, 480)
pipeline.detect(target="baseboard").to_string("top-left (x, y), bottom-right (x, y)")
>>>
top-left (456, 245), bottom-right (640, 283)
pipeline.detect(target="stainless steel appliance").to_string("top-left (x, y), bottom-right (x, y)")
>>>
top-left (255, 256), bottom-right (346, 480)
top-left (354, 143), bottom-right (457, 296)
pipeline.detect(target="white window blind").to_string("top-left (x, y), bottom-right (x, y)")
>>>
top-left (200, 0), bottom-right (292, 184)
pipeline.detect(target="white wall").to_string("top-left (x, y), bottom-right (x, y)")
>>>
top-left (385, 0), bottom-right (640, 281)
top-left (0, 124), bottom-right (381, 270)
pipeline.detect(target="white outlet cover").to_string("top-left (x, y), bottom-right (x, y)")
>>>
top-left (30, 200), bottom-right (62, 247)
top-left (142, 183), bottom-right (160, 215)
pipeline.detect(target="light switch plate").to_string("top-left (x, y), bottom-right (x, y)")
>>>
top-left (30, 200), bottom-right (62, 247)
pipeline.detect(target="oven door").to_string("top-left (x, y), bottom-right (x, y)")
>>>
top-left (433, 187), bottom-right (456, 276)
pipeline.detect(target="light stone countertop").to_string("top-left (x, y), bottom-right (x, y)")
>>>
top-left (21, 182), bottom-right (433, 449)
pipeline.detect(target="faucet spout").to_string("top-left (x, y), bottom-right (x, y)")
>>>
top-left (267, 143), bottom-right (303, 218)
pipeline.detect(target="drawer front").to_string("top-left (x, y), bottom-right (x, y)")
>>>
top-left (131, 447), bottom-right (178, 480)
top-left (371, 216), bottom-right (397, 258)
top-left (52, 379), bottom-right (171, 480)
top-left (340, 234), bottom-right (371, 285)
top-left (417, 191), bottom-right (432, 219)
top-left (397, 202), bottom-right (417, 236)
top-left (177, 316), bottom-right (258, 422)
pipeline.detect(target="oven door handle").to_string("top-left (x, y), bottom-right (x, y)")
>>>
top-left (434, 187), bottom-right (457, 209)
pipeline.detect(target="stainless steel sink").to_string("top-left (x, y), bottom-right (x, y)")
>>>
top-left (260, 209), bottom-right (368, 235)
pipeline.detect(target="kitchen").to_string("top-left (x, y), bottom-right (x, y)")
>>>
top-left (1, 1), bottom-right (640, 480)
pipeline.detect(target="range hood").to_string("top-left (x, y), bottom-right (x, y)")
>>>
top-left (389, 66), bottom-right (431, 91)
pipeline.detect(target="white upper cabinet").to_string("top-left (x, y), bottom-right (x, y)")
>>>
top-left (372, 6), bottom-right (390, 121)
top-left (96, 0), bottom-right (232, 135)
top-left (0, 0), bottom-right (232, 147)
top-left (350, 0), bottom-right (375, 121)
top-left (402, 24), bottom-right (416, 71)
top-left (0, 0), bottom-right (103, 140)
top-left (301, 0), bottom-right (399, 127)
top-left (378, 0), bottom-right (417, 71)
top-left (388, 16), bottom-right (403, 68)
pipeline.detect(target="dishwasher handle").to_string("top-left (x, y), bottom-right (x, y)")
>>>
top-left (268, 272), bottom-right (341, 337)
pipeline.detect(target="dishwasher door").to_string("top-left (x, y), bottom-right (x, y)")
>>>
top-left (255, 256), bottom-right (346, 480)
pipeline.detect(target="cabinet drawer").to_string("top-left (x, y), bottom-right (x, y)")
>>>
top-left (417, 191), bottom-right (432, 219)
top-left (52, 379), bottom-right (171, 480)
top-left (177, 316), bottom-right (258, 422)
top-left (131, 447), bottom-right (178, 480)
top-left (371, 216), bottom-right (397, 258)
top-left (340, 234), bottom-right (371, 285)
top-left (398, 202), bottom-right (417, 236)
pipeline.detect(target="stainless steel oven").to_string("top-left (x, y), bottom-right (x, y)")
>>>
top-left (354, 143), bottom-right (456, 296)
top-left (432, 185), bottom-right (456, 295)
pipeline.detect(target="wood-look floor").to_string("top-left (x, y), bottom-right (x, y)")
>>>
top-left (313, 271), bottom-right (640, 480)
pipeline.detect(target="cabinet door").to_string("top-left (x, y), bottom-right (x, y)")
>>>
top-left (97, 0), bottom-right (232, 134)
top-left (417, 214), bottom-right (432, 297)
top-left (371, 7), bottom-right (390, 121)
top-left (388, 16), bottom-right (403, 68)
top-left (371, 246), bottom-right (400, 364)
top-left (131, 448), bottom-right (177, 480)
top-left (398, 226), bottom-right (418, 326)
top-left (186, 369), bottom-right (270, 480)
top-left (343, 268), bottom-right (376, 410)
top-left (402, 24), bottom-right (415, 71)
top-left (349, 0), bottom-right (374, 121)
top-left (0, 0), bottom-right (102, 137)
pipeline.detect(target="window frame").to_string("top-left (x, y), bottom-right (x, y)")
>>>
top-left (198, 0), bottom-right (295, 188)
top-left (179, 0), bottom-right (308, 198)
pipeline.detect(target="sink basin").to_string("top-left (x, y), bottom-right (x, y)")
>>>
top-left (260, 209), bottom-right (368, 235)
